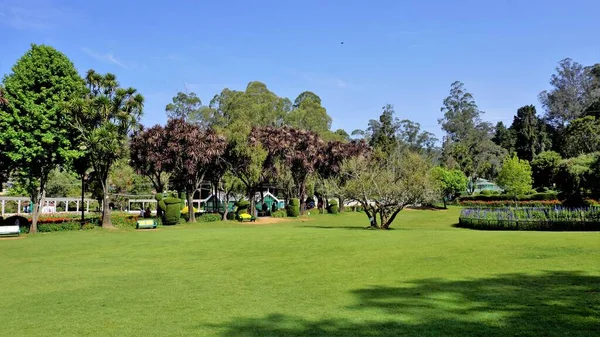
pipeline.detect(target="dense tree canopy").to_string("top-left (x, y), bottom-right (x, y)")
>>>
top-left (511, 105), bottom-right (551, 161)
top-left (285, 92), bottom-right (332, 135)
top-left (164, 118), bottom-right (227, 222)
top-left (0, 44), bottom-right (86, 232)
top-left (497, 155), bottom-right (533, 199)
top-left (165, 91), bottom-right (203, 122)
top-left (431, 167), bottom-right (468, 208)
top-left (531, 151), bottom-right (562, 190)
top-left (561, 116), bottom-right (600, 158)
top-left (130, 124), bottom-right (170, 193)
top-left (439, 82), bottom-right (506, 189)
top-left (539, 58), bottom-right (598, 129)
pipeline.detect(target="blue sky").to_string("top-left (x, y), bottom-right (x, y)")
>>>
top-left (1, 0), bottom-right (599, 138)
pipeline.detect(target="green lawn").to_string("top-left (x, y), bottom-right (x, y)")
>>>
top-left (1, 208), bottom-right (599, 336)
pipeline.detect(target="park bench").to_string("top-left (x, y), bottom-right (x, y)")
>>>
top-left (0, 225), bottom-right (20, 236)
top-left (237, 213), bottom-right (256, 222)
top-left (136, 219), bottom-right (157, 229)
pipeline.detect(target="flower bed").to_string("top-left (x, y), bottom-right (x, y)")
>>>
top-left (458, 207), bottom-right (600, 231)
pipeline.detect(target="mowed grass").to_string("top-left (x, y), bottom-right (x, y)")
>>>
top-left (1, 207), bottom-right (599, 337)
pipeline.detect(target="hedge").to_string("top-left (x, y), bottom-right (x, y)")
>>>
top-left (199, 213), bottom-right (221, 222)
top-left (458, 217), bottom-right (600, 231)
top-left (287, 198), bottom-right (300, 217)
top-left (459, 192), bottom-right (558, 202)
top-left (271, 209), bottom-right (287, 218)
top-left (38, 222), bottom-right (81, 232)
top-left (458, 206), bottom-right (600, 231)
top-left (459, 200), bottom-right (561, 207)
top-left (328, 199), bottom-right (339, 214)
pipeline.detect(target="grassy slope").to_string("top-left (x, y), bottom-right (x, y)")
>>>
top-left (0, 207), bottom-right (599, 337)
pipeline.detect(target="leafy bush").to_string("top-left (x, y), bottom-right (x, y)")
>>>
top-left (271, 209), bottom-right (287, 218)
top-left (226, 212), bottom-right (236, 220)
top-left (199, 213), bottom-right (221, 222)
top-left (38, 222), bottom-right (81, 232)
top-left (82, 223), bottom-right (96, 230)
top-left (236, 200), bottom-right (250, 214)
top-left (111, 214), bottom-right (138, 229)
top-left (479, 190), bottom-right (493, 196)
top-left (584, 199), bottom-right (600, 207)
top-left (287, 198), bottom-right (300, 217)
top-left (328, 199), bottom-right (339, 214)
top-left (459, 207), bottom-right (600, 231)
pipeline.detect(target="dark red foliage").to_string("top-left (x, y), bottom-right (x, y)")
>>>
top-left (163, 118), bottom-right (227, 221)
top-left (130, 124), bottom-right (170, 192)
top-left (250, 126), bottom-right (370, 210)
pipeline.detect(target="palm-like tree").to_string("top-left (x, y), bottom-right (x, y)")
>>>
top-left (70, 70), bottom-right (144, 227)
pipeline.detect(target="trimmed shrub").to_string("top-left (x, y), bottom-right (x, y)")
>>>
top-left (236, 200), bottom-right (250, 214)
top-left (459, 207), bottom-right (600, 231)
top-left (459, 200), bottom-right (561, 207)
top-left (162, 197), bottom-right (182, 226)
top-left (38, 222), bottom-right (81, 232)
top-left (459, 192), bottom-right (559, 205)
top-left (271, 209), bottom-right (287, 218)
top-left (199, 213), bottom-right (221, 222)
top-left (287, 198), bottom-right (300, 217)
top-left (479, 190), bottom-right (493, 196)
top-left (328, 199), bottom-right (339, 214)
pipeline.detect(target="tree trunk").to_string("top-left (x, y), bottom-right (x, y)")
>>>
top-left (101, 179), bottom-right (112, 228)
top-left (249, 189), bottom-right (256, 217)
top-left (339, 196), bottom-right (345, 212)
top-left (187, 188), bottom-right (195, 222)
top-left (298, 181), bottom-right (306, 215)
top-left (364, 207), bottom-right (378, 229)
top-left (222, 191), bottom-right (230, 221)
top-left (29, 187), bottom-right (43, 234)
top-left (381, 207), bottom-right (404, 230)
top-left (80, 175), bottom-right (85, 223)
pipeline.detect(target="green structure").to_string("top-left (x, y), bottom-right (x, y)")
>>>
top-left (469, 178), bottom-right (503, 193)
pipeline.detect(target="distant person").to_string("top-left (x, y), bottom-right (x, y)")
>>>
top-left (271, 202), bottom-right (277, 213)
top-left (144, 207), bottom-right (151, 218)
top-left (139, 209), bottom-right (144, 217)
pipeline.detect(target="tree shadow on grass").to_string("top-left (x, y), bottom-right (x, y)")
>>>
top-left (298, 225), bottom-right (378, 230)
top-left (210, 271), bottom-right (600, 337)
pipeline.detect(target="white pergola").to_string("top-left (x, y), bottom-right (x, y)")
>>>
top-left (127, 199), bottom-right (157, 214)
top-left (0, 196), bottom-right (96, 217)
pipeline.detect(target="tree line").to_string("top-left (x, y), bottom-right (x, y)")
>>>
top-left (1, 44), bottom-right (598, 231)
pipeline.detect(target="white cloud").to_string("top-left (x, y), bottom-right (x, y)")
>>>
top-left (81, 48), bottom-right (132, 69)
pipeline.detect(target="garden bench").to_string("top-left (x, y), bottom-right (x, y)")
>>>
top-left (136, 219), bottom-right (157, 229)
top-left (0, 225), bottom-right (20, 236)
